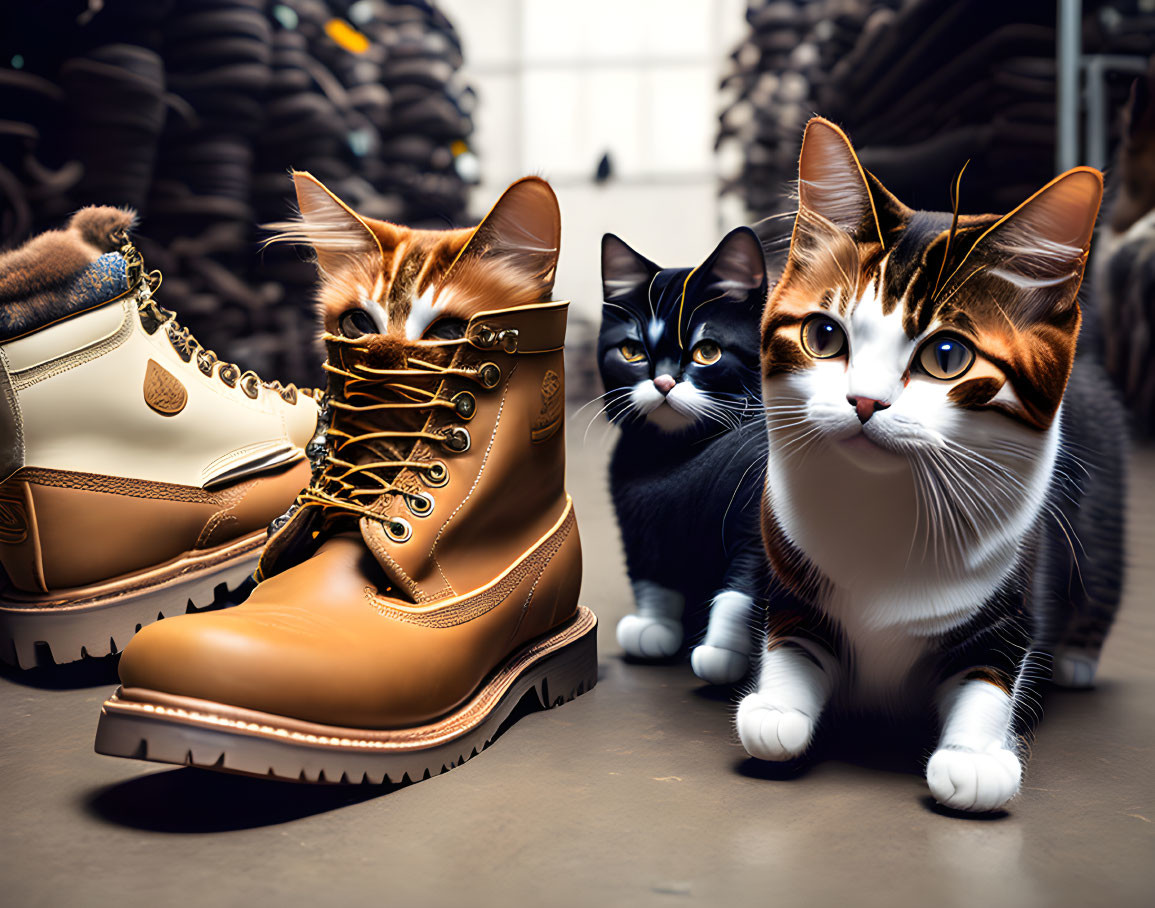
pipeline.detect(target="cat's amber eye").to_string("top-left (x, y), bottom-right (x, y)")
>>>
top-left (619, 340), bottom-right (646, 363)
top-left (917, 336), bottom-right (975, 381)
top-left (801, 314), bottom-right (848, 359)
top-left (691, 340), bottom-right (722, 365)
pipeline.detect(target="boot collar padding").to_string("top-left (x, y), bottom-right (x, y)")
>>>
top-left (465, 301), bottom-right (568, 355)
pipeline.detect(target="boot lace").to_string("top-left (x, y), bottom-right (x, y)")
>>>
top-left (298, 334), bottom-right (501, 541)
top-left (117, 232), bottom-right (304, 404)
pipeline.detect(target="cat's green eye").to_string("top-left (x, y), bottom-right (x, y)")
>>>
top-left (801, 314), bottom-right (848, 359)
top-left (691, 340), bottom-right (722, 365)
top-left (619, 340), bottom-right (646, 363)
top-left (917, 336), bottom-right (975, 381)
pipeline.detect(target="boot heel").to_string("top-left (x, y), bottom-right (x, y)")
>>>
top-left (534, 606), bottom-right (599, 709)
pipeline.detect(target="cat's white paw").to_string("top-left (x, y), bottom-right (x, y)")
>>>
top-left (691, 644), bottom-right (749, 684)
top-left (736, 693), bottom-right (815, 761)
top-left (926, 746), bottom-right (1022, 813)
top-left (616, 614), bottom-right (682, 659)
top-left (1052, 646), bottom-right (1100, 689)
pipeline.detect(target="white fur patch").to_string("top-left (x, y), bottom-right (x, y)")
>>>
top-left (616, 580), bottom-right (684, 659)
top-left (357, 288), bottom-right (390, 334)
top-left (736, 636), bottom-right (837, 761)
top-left (404, 284), bottom-right (440, 340)
top-left (927, 673), bottom-right (1021, 812)
top-left (691, 590), bottom-right (756, 684)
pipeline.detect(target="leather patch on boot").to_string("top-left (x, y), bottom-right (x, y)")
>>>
top-left (0, 482), bottom-right (28, 544)
top-left (531, 370), bottom-right (562, 444)
top-left (143, 359), bottom-right (187, 416)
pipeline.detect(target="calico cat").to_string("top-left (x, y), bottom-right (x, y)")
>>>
top-left (599, 228), bottom-right (770, 685)
top-left (739, 117), bottom-right (1126, 813)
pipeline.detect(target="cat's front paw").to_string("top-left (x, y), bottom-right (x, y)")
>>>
top-left (926, 746), bottom-right (1022, 813)
top-left (691, 644), bottom-right (749, 684)
top-left (616, 614), bottom-right (683, 659)
top-left (736, 693), bottom-right (815, 761)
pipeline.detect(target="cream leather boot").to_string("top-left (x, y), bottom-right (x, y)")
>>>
top-left (0, 207), bottom-right (318, 667)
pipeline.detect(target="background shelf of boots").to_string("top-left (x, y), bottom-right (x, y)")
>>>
top-left (717, 0), bottom-right (1155, 223)
top-left (0, 0), bottom-right (478, 388)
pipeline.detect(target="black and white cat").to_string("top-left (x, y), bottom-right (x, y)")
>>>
top-left (740, 117), bottom-right (1127, 813)
top-left (598, 227), bottom-right (769, 685)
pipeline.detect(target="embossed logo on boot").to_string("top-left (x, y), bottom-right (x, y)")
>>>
top-left (531, 370), bottom-right (562, 444)
top-left (0, 483), bottom-right (28, 544)
top-left (143, 359), bottom-right (187, 416)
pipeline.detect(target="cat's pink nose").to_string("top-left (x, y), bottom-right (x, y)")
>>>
top-left (848, 395), bottom-right (890, 423)
top-left (654, 375), bottom-right (676, 395)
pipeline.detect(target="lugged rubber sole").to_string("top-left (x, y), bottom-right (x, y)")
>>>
top-left (94, 606), bottom-right (598, 785)
top-left (0, 531), bottom-right (265, 669)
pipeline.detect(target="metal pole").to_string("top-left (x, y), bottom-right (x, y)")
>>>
top-left (1085, 56), bottom-right (1108, 171)
top-left (1057, 0), bottom-right (1082, 173)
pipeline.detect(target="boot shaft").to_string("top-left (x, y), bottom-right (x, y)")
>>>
top-left (0, 209), bottom-right (317, 592)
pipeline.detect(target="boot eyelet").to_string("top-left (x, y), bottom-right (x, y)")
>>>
top-left (240, 372), bottom-right (260, 399)
top-left (218, 364), bottom-right (240, 388)
top-left (452, 390), bottom-right (476, 420)
top-left (477, 363), bottom-right (501, 388)
top-left (498, 329), bottom-right (519, 353)
top-left (477, 327), bottom-right (497, 347)
top-left (406, 491), bottom-right (435, 517)
top-left (385, 517), bottom-right (412, 542)
top-left (423, 461), bottom-right (449, 487)
top-left (441, 426), bottom-right (471, 453)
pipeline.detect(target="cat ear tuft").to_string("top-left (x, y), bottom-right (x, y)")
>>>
top-left (453, 176), bottom-right (561, 300)
top-left (796, 117), bottom-right (880, 241)
top-left (263, 171), bottom-right (382, 278)
top-left (943, 167), bottom-right (1102, 329)
top-left (992, 167), bottom-right (1102, 260)
top-left (697, 226), bottom-right (768, 304)
top-left (602, 233), bottom-right (659, 303)
top-left (970, 167), bottom-right (1102, 309)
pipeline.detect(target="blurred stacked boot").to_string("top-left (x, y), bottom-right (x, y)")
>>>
top-left (143, 0), bottom-right (281, 380)
top-left (0, 0), bottom-right (478, 391)
top-left (720, 0), bottom-right (1155, 221)
top-left (351, 0), bottom-right (476, 225)
top-left (1094, 59), bottom-right (1155, 437)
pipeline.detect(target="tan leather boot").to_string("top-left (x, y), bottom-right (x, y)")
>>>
top-left (0, 208), bottom-right (318, 667)
top-left (95, 176), bottom-right (596, 784)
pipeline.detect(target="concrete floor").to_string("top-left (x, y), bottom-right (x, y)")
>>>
top-left (1, 425), bottom-right (1152, 908)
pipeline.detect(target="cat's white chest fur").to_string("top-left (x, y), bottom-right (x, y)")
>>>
top-left (766, 419), bottom-right (1059, 704)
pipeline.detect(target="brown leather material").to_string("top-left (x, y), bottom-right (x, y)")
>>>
top-left (0, 480), bottom-right (45, 591)
top-left (118, 500), bottom-right (581, 728)
top-left (0, 461), bottom-right (308, 591)
top-left (465, 302), bottom-right (568, 354)
top-left (361, 303), bottom-right (570, 602)
top-left (0, 350), bottom-right (23, 483)
top-left (142, 358), bottom-right (187, 416)
top-left (117, 298), bottom-right (584, 732)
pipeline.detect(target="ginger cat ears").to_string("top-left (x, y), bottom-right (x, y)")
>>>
top-left (266, 173), bottom-right (563, 314)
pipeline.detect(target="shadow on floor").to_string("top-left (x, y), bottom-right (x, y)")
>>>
top-left (0, 653), bottom-right (121, 690)
top-left (83, 683), bottom-right (552, 832)
top-left (85, 767), bottom-right (388, 833)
